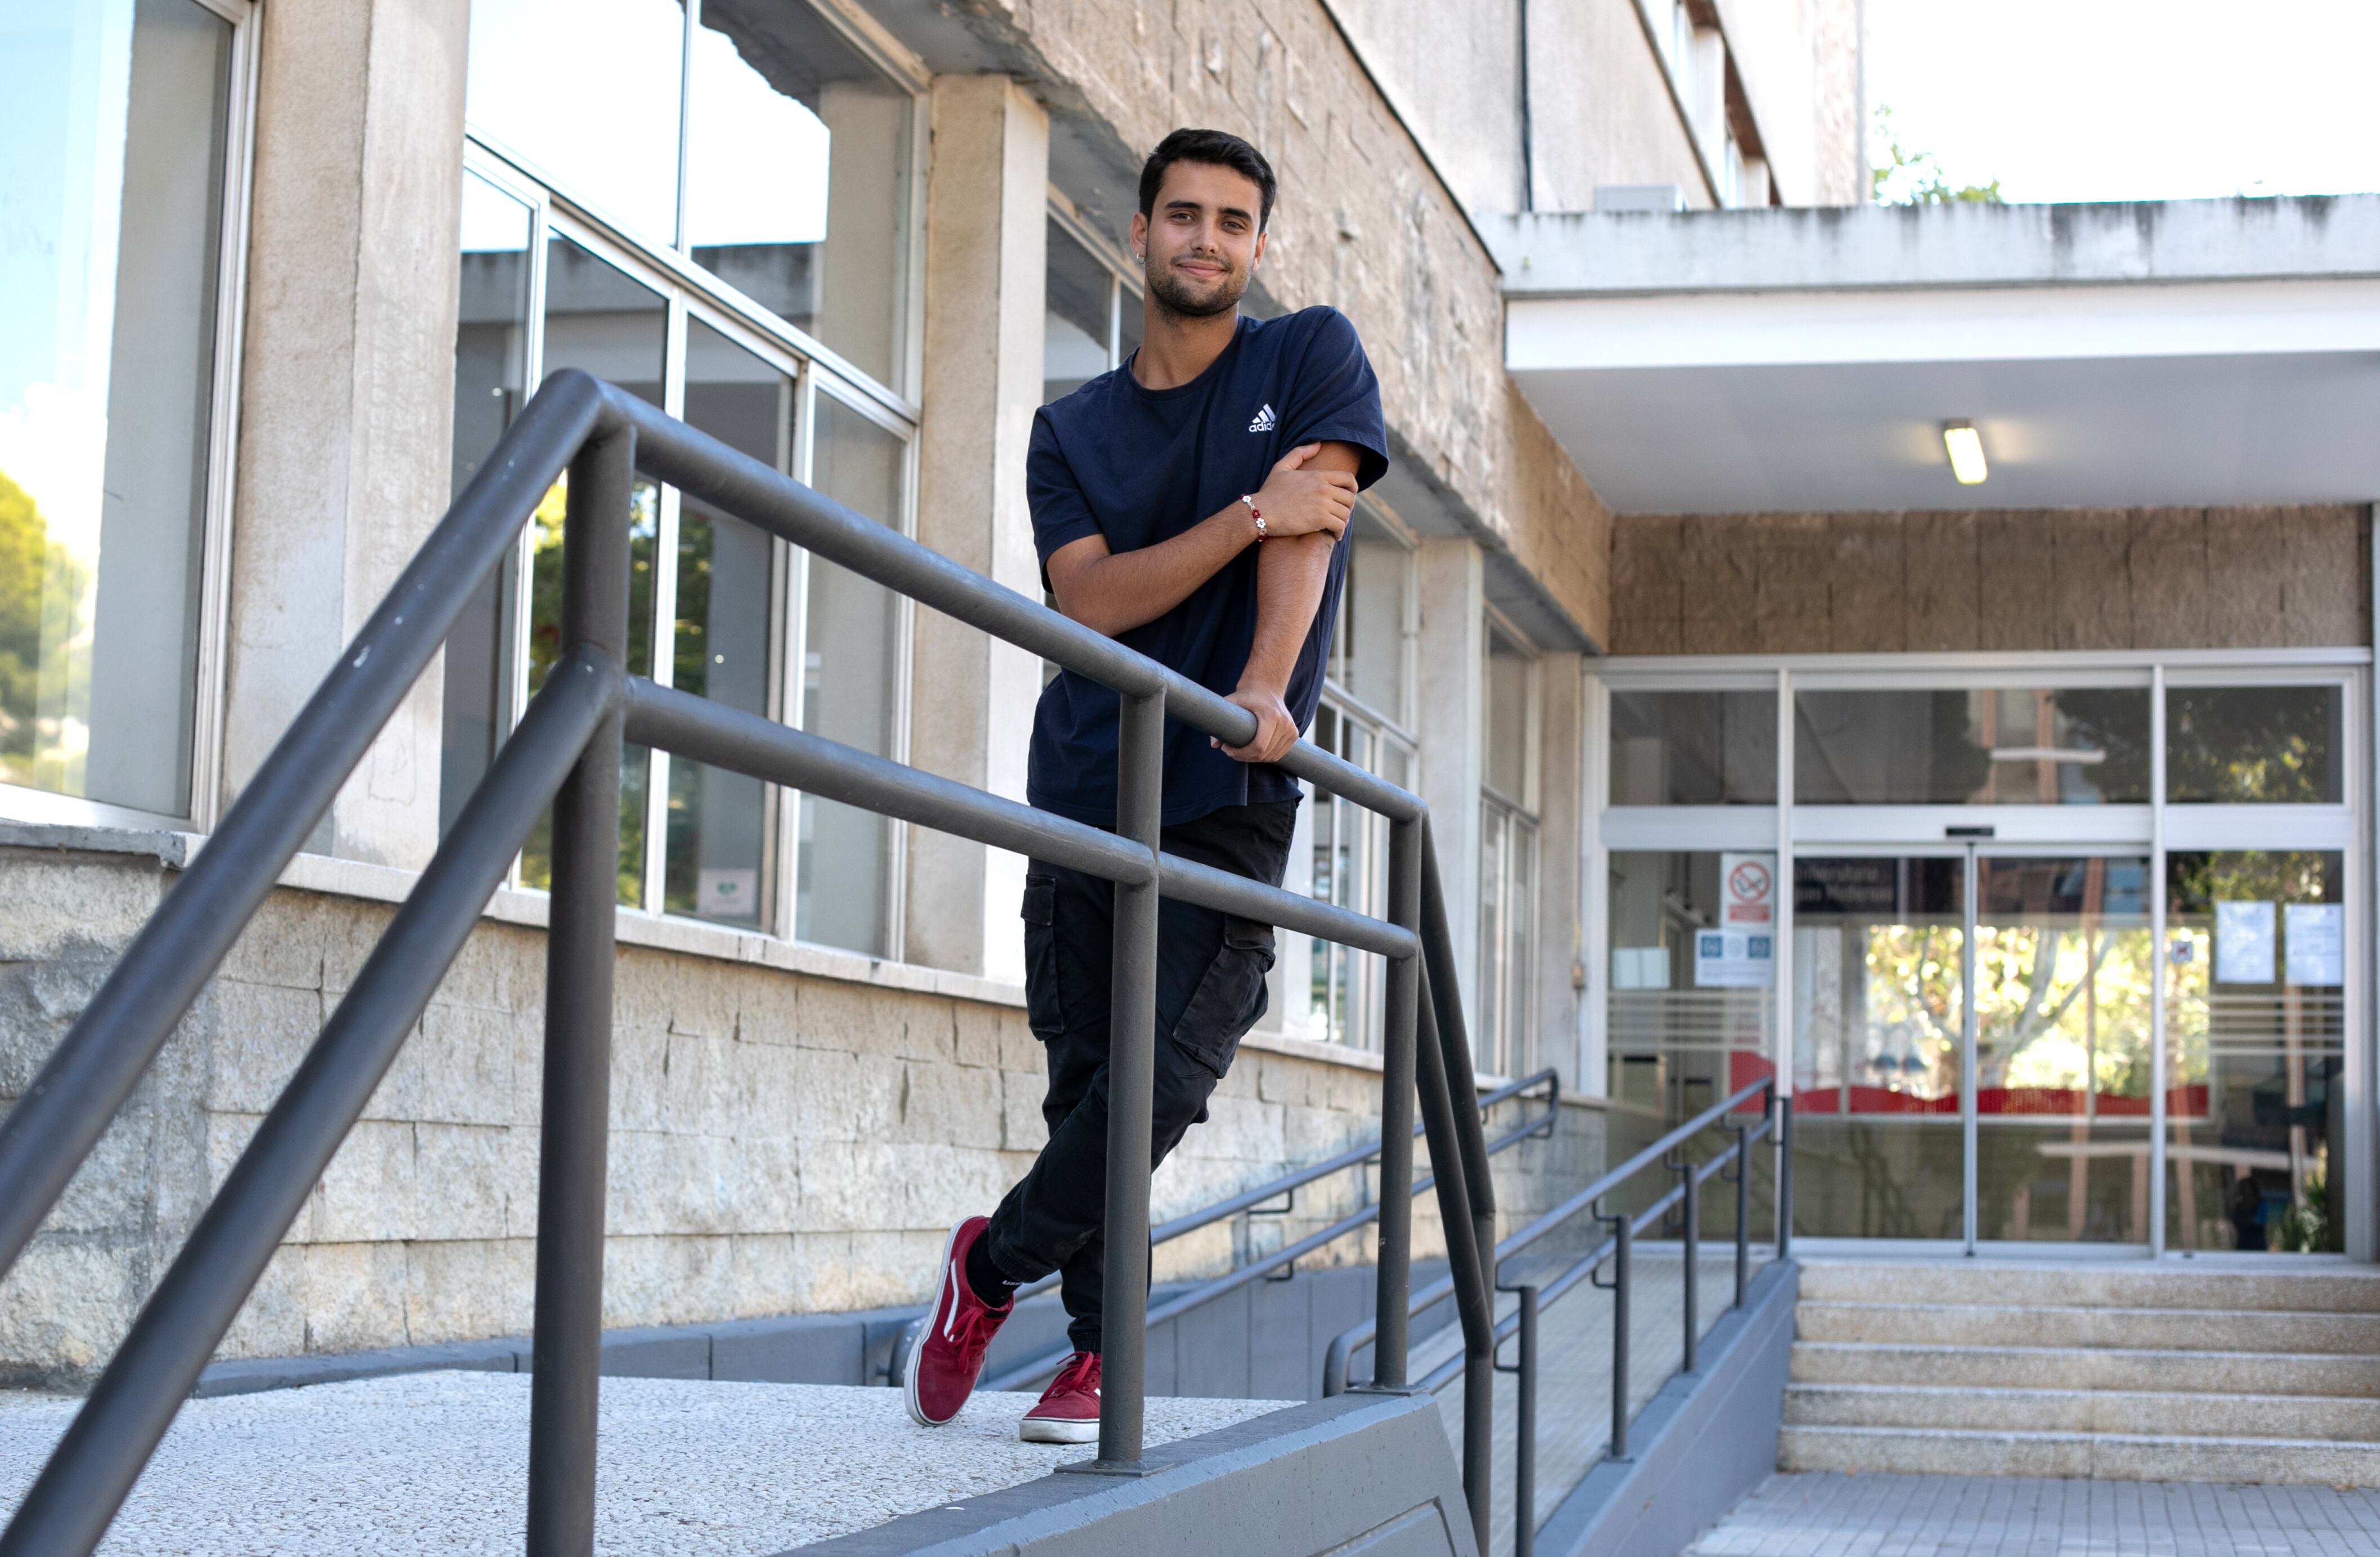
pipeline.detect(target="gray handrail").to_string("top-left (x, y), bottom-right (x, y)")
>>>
top-left (0, 370), bottom-right (1500, 1557)
top-left (1322, 1073), bottom-right (1788, 1555)
top-left (978, 1071), bottom-right (1559, 1394)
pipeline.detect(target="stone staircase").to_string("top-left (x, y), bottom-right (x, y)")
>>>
top-left (1780, 1258), bottom-right (2380, 1484)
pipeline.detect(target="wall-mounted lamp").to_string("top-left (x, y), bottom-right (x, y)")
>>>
top-left (1942, 420), bottom-right (1988, 485)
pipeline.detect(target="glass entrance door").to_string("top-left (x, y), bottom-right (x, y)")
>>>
top-left (1972, 854), bottom-right (2154, 1246)
top-left (1791, 854), bottom-right (1967, 1241)
top-left (1789, 849), bottom-right (2155, 1247)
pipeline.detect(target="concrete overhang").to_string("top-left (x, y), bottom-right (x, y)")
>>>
top-left (1484, 196), bottom-right (2380, 514)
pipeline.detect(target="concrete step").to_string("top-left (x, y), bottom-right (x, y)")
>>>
top-left (1778, 1423), bottom-right (2380, 1486)
top-left (1795, 1300), bottom-right (2380, 1353)
top-left (1797, 1259), bottom-right (2380, 1314)
top-left (1790, 1339), bottom-right (2380, 1397)
top-left (1784, 1381), bottom-right (2380, 1442)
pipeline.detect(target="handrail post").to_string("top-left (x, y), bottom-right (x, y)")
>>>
top-left (1775, 1084), bottom-right (1794, 1263)
top-left (1599, 1210), bottom-right (1632, 1461)
top-left (1368, 818), bottom-right (1423, 1389)
top-left (1095, 687), bottom-right (1164, 1469)
top-left (1415, 971), bottom-right (1491, 1551)
top-left (527, 426), bottom-right (632, 1556)
top-left (1675, 1153), bottom-right (1699, 1375)
top-left (1514, 1283), bottom-right (1538, 1557)
top-left (1731, 1123), bottom-right (1751, 1309)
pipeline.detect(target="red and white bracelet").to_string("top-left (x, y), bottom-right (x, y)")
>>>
top-left (1241, 494), bottom-right (1267, 543)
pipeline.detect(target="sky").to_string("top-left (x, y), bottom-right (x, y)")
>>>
top-left (1862, 0), bottom-right (2380, 204)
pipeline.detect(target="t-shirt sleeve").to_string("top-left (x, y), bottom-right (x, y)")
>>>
top-left (1026, 408), bottom-right (1105, 569)
top-left (1278, 308), bottom-right (1392, 490)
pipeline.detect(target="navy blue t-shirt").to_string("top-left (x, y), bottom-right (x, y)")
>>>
top-left (1026, 306), bottom-right (1390, 828)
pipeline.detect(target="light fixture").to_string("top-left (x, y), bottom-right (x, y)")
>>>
top-left (1941, 420), bottom-right (1988, 485)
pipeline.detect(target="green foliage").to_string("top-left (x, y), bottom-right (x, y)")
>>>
top-left (0, 467), bottom-right (92, 773)
top-left (1871, 106), bottom-right (2004, 206)
top-left (2278, 1160), bottom-right (2335, 1254)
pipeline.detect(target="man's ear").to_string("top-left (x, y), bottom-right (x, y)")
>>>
top-left (1129, 209), bottom-right (1148, 263)
top-left (1250, 229), bottom-right (1267, 269)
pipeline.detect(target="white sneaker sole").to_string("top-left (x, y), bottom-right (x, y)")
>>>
top-left (1019, 1415), bottom-right (1099, 1444)
top-left (902, 1218), bottom-right (970, 1429)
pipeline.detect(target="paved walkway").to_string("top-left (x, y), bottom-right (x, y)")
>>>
top-left (0, 1373), bottom-right (1283, 1555)
top-left (1688, 1473), bottom-right (2380, 1557)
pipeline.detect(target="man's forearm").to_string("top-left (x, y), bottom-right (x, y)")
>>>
top-left (1052, 503), bottom-right (1250, 637)
top-left (1238, 531), bottom-right (1336, 698)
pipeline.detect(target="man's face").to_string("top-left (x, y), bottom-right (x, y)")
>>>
top-left (1131, 160), bottom-right (1267, 319)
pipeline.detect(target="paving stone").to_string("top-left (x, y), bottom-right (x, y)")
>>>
top-left (1688, 1471), bottom-right (2380, 1556)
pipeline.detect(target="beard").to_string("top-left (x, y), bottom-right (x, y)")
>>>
top-left (1146, 252), bottom-right (1247, 319)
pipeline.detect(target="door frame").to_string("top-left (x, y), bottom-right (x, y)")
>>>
top-left (1588, 651), bottom-right (2370, 1261)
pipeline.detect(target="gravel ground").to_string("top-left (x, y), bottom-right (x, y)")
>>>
top-left (0, 1372), bottom-right (1291, 1555)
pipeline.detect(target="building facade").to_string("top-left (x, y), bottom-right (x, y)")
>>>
top-left (12, 0), bottom-right (2124, 1386)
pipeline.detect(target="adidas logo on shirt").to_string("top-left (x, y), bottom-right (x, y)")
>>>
top-left (1247, 404), bottom-right (1276, 433)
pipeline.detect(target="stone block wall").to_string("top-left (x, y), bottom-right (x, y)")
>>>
top-left (0, 839), bottom-right (1612, 1388)
top-left (1608, 504), bottom-right (2372, 655)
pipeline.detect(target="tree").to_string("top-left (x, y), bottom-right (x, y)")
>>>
top-left (1870, 105), bottom-right (2003, 205)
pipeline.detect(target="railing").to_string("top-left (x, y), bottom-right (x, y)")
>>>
top-left (1325, 1076), bottom-right (1792, 1555)
top-left (976, 1067), bottom-right (1562, 1394)
top-left (0, 370), bottom-right (1501, 1557)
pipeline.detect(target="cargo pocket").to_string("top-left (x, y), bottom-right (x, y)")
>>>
top-left (1170, 916), bottom-right (1275, 1079)
top-left (1021, 874), bottom-right (1063, 1041)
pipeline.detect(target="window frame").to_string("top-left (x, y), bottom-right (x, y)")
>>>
top-left (462, 0), bottom-right (928, 419)
top-left (458, 136), bottom-right (920, 958)
top-left (0, 0), bottom-right (260, 834)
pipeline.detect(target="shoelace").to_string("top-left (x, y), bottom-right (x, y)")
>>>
top-left (1052, 1353), bottom-right (1100, 1397)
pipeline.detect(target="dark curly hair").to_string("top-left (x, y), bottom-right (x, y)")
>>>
top-left (1138, 128), bottom-right (1277, 231)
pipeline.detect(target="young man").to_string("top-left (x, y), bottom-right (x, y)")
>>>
top-left (903, 128), bottom-right (1389, 1443)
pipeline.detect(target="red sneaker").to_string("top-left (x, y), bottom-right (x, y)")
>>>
top-left (904, 1216), bottom-right (1012, 1427)
top-left (1020, 1351), bottom-right (1101, 1444)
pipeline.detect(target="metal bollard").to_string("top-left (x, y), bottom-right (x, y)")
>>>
top-left (1515, 1284), bottom-right (1538, 1557)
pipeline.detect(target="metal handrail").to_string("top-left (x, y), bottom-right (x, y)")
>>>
top-left (1323, 1075), bottom-right (1789, 1557)
top-left (978, 1070), bottom-right (1560, 1393)
top-left (0, 371), bottom-right (1500, 1557)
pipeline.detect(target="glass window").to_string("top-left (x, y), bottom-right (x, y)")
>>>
top-left (1608, 690), bottom-right (1775, 806)
top-left (1608, 851), bottom-right (1775, 1120)
top-left (1043, 218), bottom-right (1113, 404)
top-left (518, 235), bottom-right (668, 905)
top-left (799, 392), bottom-right (905, 955)
top-left (464, 0), bottom-right (685, 247)
top-left (1479, 799), bottom-right (1537, 1076)
top-left (441, 170), bottom-right (536, 837)
top-left (1328, 513), bottom-right (1410, 723)
top-left (666, 319), bottom-right (788, 926)
top-left (688, 0), bottom-right (912, 386)
top-left (1795, 687), bottom-right (2150, 805)
top-left (1, 0), bottom-right (234, 817)
top-left (2164, 851), bottom-right (2345, 1252)
top-left (2166, 685), bottom-right (2343, 804)
top-left (1484, 625), bottom-right (1533, 804)
top-left (1296, 703), bottom-right (1412, 1049)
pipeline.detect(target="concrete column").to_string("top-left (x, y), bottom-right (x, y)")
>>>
top-left (221, 0), bottom-right (468, 870)
top-left (1535, 651), bottom-right (1585, 1088)
top-left (905, 75), bottom-right (1049, 978)
top-left (1415, 538), bottom-right (1486, 1037)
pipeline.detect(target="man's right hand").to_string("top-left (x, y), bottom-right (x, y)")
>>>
top-left (1251, 443), bottom-right (1357, 540)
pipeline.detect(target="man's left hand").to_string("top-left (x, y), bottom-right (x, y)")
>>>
top-left (1216, 685), bottom-right (1298, 764)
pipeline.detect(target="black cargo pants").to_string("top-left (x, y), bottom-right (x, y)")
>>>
top-left (982, 799), bottom-right (1298, 1354)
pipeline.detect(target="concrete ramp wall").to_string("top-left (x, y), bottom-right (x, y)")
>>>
top-left (793, 1392), bottom-right (1480, 1557)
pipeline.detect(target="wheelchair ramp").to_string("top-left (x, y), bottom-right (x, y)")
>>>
top-left (0, 1373), bottom-right (1285, 1554)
